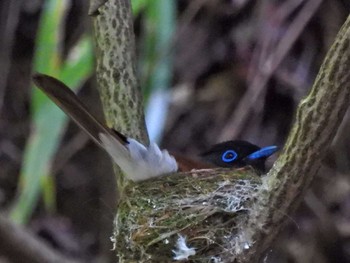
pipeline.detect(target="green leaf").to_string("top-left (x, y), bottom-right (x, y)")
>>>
top-left (131, 0), bottom-right (147, 15)
top-left (140, 0), bottom-right (176, 141)
top-left (10, 0), bottom-right (93, 224)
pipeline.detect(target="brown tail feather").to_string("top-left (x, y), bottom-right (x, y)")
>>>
top-left (32, 73), bottom-right (127, 146)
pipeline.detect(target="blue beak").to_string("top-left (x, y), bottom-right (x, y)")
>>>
top-left (245, 145), bottom-right (279, 160)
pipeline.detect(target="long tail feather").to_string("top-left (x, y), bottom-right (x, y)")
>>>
top-left (32, 73), bottom-right (178, 181)
top-left (32, 73), bottom-right (127, 146)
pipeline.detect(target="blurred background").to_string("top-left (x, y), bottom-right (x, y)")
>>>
top-left (0, 0), bottom-right (350, 262)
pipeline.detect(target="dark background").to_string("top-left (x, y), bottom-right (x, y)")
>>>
top-left (1, 0), bottom-right (350, 262)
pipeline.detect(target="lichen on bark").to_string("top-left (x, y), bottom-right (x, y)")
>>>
top-left (92, 0), bottom-right (148, 190)
top-left (237, 14), bottom-right (350, 263)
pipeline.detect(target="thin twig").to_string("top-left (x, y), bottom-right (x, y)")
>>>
top-left (219, 0), bottom-right (323, 141)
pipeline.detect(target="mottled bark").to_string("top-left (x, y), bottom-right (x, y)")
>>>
top-left (237, 14), bottom-right (350, 263)
top-left (92, 0), bottom-right (148, 189)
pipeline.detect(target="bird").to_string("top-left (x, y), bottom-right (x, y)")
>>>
top-left (199, 140), bottom-right (278, 173)
top-left (32, 74), bottom-right (278, 182)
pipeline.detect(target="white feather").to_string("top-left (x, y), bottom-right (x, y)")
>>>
top-left (172, 235), bottom-right (196, 261)
top-left (99, 133), bottom-right (178, 182)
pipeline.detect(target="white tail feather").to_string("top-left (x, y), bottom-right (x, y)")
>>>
top-left (99, 133), bottom-right (178, 182)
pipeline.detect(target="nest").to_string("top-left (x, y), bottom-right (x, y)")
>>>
top-left (113, 168), bottom-right (262, 262)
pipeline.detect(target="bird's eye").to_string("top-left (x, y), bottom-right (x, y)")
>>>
top-left (221, 150), bottom-right (238, 163)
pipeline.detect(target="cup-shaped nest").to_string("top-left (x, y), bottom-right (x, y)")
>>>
top-left (113, 167), bottom-right (262, 262)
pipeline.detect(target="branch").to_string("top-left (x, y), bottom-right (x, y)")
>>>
top-left (238, 13), bottom-right (350, 262)
top-left (91, 0), bottom-right (148, 188)
top-left (92, 0), bottom-right (147, 143)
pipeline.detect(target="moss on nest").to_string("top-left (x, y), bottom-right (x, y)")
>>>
top-left (113, 167), bottom-right (262, 262)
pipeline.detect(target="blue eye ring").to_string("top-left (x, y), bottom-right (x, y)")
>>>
top-left (221, 150), bottom-right (238, 163)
